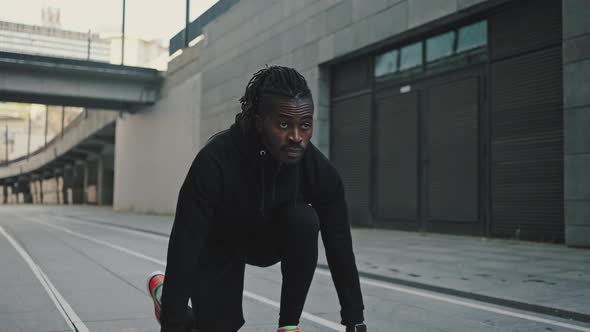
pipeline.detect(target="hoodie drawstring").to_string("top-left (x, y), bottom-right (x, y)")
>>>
top-left (259, 150), bottom-right (266, 216)
top-left (293, 164), bottom-right (299, 207)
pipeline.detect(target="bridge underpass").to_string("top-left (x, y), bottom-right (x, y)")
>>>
top-left (0, 51), bottom-right (163, 206)
top-left (0, 110), bottom-right (117, 206)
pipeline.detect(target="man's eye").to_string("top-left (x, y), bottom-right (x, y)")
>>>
top-left (302, 123), bottom-right (312, 130)
top-left (279, 122), bottom-right (288, 129)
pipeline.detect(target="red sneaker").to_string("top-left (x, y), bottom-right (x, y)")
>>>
top-left (278, 328), bottom-right (301, 332)
top-left (146, 271), bottom-right (165, 324)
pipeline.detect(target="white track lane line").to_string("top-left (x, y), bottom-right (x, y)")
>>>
top-left (27, 217), bottom-right (345, 332)
top-left (317, 268), bottom-right (590, 332)
top-left (29, 216), bottom-right (590, 332)
top-left (0, 225), bottom-right (90, 332)
top-left (52, 215), bottom-right (168, 242)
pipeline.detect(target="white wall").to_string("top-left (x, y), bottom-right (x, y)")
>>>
top-left (114, 73), bottom-right (201, 214)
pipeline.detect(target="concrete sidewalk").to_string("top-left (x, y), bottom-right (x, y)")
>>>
top-left (334, 228), bottom-right (590, 321)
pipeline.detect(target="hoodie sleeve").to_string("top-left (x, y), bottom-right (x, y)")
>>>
top-left (314, 166), bottom-right (365, 326)
top-left (159, 150), bottom-right (221, 332)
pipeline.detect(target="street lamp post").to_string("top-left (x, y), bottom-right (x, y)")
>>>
top-left (185, 0), bottom-right (190, 48)
top-left (121, 0), bottom-right (126, 65)
top-left (4, 123), bottom-right (7, 163)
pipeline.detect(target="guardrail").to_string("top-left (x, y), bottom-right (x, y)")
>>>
top-left (0, 110), bottom-right (86, 167)
top-left (0, 51), bottom-right (160, 76)
top-left (0, 110), bottom-right (118, 179)
top-left (168, 0), bottom-right (240, 55)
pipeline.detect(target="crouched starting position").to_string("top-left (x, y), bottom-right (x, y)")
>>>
top-left (147, 66), bottom-right (366, 332)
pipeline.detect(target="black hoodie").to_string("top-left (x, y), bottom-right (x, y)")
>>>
top-left (160, 123), bottom-right (364, 330)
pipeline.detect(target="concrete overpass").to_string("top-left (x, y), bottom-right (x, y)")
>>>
top-left (0, 51), bottom-right (164, 205)
top-left (0, 110), bottom-right (118, 205)
top-left (0, 51), bottom-right (163, 111)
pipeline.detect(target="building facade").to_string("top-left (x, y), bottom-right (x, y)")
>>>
top-left (19, 0), bottom-right (580, 246)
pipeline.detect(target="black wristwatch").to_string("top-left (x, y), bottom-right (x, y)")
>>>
top-left (346, 323), bottom-right (367, 332)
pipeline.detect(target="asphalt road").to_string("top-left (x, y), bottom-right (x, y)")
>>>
top-left (1, 205), bottom-right (589, 332)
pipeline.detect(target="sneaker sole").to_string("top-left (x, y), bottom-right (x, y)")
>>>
top-left (146, 270), bottom-right (165, 295)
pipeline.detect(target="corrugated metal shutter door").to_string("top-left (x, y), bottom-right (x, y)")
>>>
top-left (374, 92), bottom-right (419, 222)
top-left (331, 94), bottom-right (372, 225)
top-left (426, 78), bottom-right (479, 223)
top-left (332, 58), bottom-right (372, 97)
top-left (490, 0), bottom-right (563, 240)
top-left (490, 0), bottom-right (561, 60)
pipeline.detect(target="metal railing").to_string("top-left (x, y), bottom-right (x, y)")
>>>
top-left (169, 0), bottom-right (240, 55)
top-left (0, 107), bottom-right (86, 167)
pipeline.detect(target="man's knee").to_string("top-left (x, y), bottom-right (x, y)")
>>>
top-left (278, 203), bottom-right (320, 235)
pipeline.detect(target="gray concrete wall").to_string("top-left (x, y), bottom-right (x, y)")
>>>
top-left (563, 0), bottom-right (590, 247)
top-left (113, 46), bottom-right (202, 214)
top-left (197, 0), bottom-right (490, 154)
top-left (114, 0), bottom-right (491, 214)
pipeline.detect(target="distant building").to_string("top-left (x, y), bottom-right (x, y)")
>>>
top-left (41, 6), bottom-right (61, 29)
top-left (0, 8), bottom-right (111, 62)
top-left (105, 34), bottom-right (169, 70)
top-left (0, 6), bottom-right (167, 69)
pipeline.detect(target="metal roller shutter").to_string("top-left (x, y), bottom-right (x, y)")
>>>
top-left (490, 8), bottom-right (564, 243)
top-left (331, 94), bottom-right (372, 226)
top-left (490, 0), bottom-right (562, 61)
top-left (426, 78), bottom-right (480, 224)
top-left (374, 91), bottom-right (419, 223)
top-left (331, 58), bottom-right (372, 98)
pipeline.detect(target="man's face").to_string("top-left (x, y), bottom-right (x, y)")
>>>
top-left (257, 96), bottom-right (314, 164)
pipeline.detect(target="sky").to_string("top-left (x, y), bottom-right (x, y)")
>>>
top-left (0, 0), bottom-right (219, 40)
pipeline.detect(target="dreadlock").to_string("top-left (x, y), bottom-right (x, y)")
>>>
top-left (236, 65), bottom-right (312, 132)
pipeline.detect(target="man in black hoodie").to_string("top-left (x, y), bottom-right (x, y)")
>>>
top-left (147, 66), bottom-right (366, 332)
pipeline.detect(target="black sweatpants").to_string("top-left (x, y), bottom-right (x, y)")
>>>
top-left (181, 203), bottom-right (320, 332)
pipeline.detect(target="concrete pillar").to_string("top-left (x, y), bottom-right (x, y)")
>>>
top-left (97, 156), bottom-right (104, 206)
top-left (14, 181), bottom-right (20, 204)
top-left (95, 154), bottom-right (114, 206)
top-left (62, 166), bottom-right (72, 205)
top-left (563, 0), bottom-right (590, 247)
top-left (1, 182), bottom-right (6, 204)
top-left (83, 159), bottom-right (99, 204)
top-left (20, 177), bottom-right (33, 204)
top-left (71, 163), bottom-right (85, 204)
top-left (38, 177), bottom-right (44, 204)
top-left (33, 177), bottom-right (41, 204)
top-left (8, 182), bottom-right (15, 204)
top-left (55, 172), bottom-right (62, 205)
top-left (103, 155), bottom-right (114, 206)
top-left (28, 178), bottom-right (36, 204)
top-left (83, 161), bottom-right (89, 204)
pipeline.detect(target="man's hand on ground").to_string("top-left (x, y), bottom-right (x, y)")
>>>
top-left (346, 323), bottom-right (367, 332)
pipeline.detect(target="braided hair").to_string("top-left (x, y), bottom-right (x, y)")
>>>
top-left (236, 65), bottom-right (312, 132)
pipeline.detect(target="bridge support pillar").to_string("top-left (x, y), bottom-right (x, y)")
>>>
top-left (22, 179), bottom-right (33, 204)
top-left (96, 155), bottom-right (114, 206)
top-left (38, 178), bottom-right (44, 204)
top-left (97, 157), bottom-right (103, 206)
top-left (71, 164), bottom-right (85, 204)
top-left (83, 161), bottom-right (90, 204)
top-left (1, 182), bottom-right (6, 204)
top-left (62, 166), bottom-right (73, 205)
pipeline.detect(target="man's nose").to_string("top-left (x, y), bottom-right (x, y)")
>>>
top-left (289, 128), bottom-right (303, 143)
